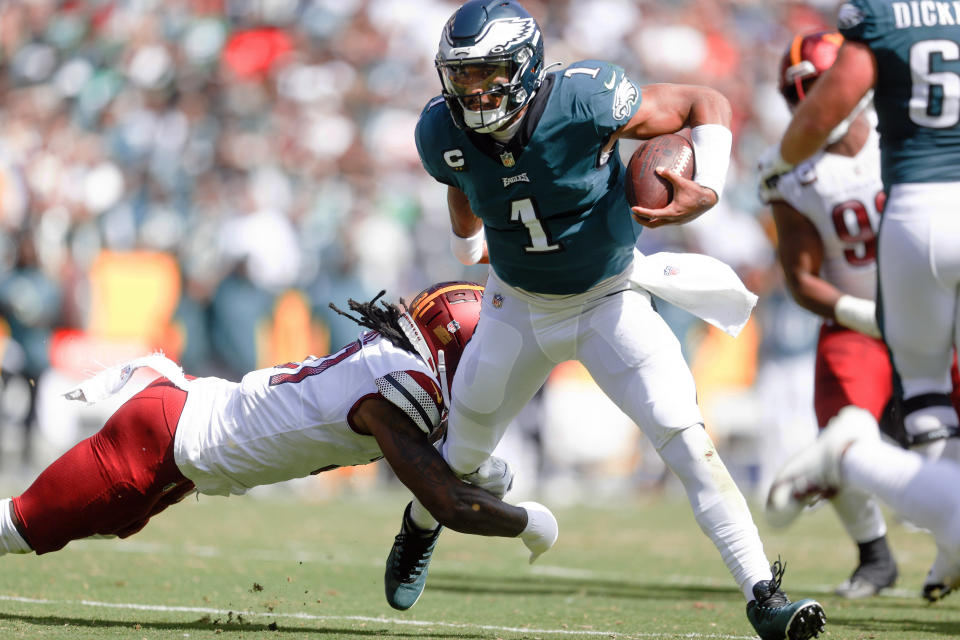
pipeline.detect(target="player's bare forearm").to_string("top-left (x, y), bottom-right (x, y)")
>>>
top-left (771, 201), bottom-right (842, 318)
top-left (448, 186), bottom-right (482, 236)
top-left (619, 84), bottom-right (731, 141)
top-left (448, 187), bottom-right (490, 263)
top-left (363, 399), bottom-right (526, 537)
top-left (781, 42), bottom-right (876, 165)
top-left (785, 269), bottom-right (843, 319)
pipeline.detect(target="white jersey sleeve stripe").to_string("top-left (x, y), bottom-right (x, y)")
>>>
top-left (375, 371), bottom-right (442, 435)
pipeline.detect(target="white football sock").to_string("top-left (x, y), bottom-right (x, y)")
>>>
top-left (0, 498), bottom-right (32, 555)
top-left (829, 487), bottom-right (887, 544)
top-left (659, 426), bottom-right (772, 601)
top-left (408, 499), bottom-right (440, 531)
top-left (843, 439), bottom-right (960, 559)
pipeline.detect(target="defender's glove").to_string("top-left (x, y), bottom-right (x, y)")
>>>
top-left (459, 455), bottom-right (514, 499)
top-left (517, 501), bottom-right (558, 564)
top-left (757, 145), bottom-right (794, 205)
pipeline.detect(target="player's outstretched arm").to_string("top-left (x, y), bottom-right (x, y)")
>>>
top-left (781, 41), bottom-right (877, 165)
top-left (771, 200), bottom-right (838, 317)
top-left (619, 84), bottom-right (732, 227)
top-left (356, 397), bottom-right (545, 539)
top-left (617, 83), bottom-right (731, 140)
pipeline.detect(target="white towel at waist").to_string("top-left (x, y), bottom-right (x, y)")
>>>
top-left (630, 249), bottom-right (757, 337)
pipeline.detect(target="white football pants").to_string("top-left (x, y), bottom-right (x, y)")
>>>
top-left (843, 437), bottom-right (960, 568)
top-left (435, 265), bottom-right (772, 599)
top-left (878, 182), bottom-right (960, 440)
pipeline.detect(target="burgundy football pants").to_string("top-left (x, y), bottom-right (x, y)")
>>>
top-left (814, 323), bottom-right (893, 426)
top-left (814, 323), bottom-right (960, 429)
top-left (12, 378), bottom-right (195, 554)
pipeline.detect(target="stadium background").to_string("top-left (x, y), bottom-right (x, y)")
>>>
top-left (0, 0), bottom-right (843, 504)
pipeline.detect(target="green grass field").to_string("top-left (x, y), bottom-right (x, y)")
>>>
top-left (0, 486), bottom-right (957, 639)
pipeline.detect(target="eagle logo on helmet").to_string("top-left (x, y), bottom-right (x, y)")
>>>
top-left (482, 17), bottom-right (539, 55)
top-left (435, 1), bottom-right (546, 133)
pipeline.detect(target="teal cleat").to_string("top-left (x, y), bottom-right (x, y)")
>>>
top-left (384, 502), bottom-right (443, 610)
top-left (746, 560), bottom-right (826, 640)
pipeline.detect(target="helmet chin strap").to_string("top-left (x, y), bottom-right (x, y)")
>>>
top-left (826, 89), bottom-right (874, 145)
top-left (437, 350), bottom-right (451, 408)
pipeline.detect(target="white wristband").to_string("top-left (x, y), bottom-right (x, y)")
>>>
top-left (450, 227), bottom-right (485, 265)
top-left (690, 124), bottom-right (732, 200)
top-left (834, 294), bottom-right (881, 338)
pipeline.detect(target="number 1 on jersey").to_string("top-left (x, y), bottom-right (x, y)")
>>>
top-left (511, 198), bottom-right (561, 253)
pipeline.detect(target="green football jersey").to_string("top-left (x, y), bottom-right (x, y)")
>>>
top-left (415, 60), bottom-right (643, 295)
top-left (839, 0), bottom-right (960, 186)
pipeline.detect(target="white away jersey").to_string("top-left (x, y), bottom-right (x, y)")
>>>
top-left (173, 332), bottom-right (445, 496)
top-left (765, 127), bottom-right (884, 299)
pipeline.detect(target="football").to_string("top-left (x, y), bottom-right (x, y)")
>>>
top-left (624, 133), bottom-right (695, 210)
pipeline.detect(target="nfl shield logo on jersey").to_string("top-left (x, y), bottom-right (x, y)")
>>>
top-left (500, 151), bottom-right (516, 167)
top-left (492, 293), bottom-right (504, 308)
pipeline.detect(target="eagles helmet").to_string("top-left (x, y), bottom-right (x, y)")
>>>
top-left (436, 0), bottom-right (545, 133)
top-left (779, 31), bottom-right (844, 106)
top-left (397, 281), bottom-right (484, 406)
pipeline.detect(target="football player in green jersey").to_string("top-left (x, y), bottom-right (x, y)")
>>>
top-left (763, 0), bottom-right (960, 602)
top-left (384, 2), bottom-right (826, 639)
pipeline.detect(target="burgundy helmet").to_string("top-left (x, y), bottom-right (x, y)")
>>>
top-left (778, 31), bottom-right (844, 106)
top-left (399, 281), bottom-right (484, 403)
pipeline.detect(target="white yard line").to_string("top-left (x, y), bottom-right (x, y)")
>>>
top-left (0, 594), bottom-right (755, 640)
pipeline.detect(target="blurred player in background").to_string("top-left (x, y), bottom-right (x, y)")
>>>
top-left (0, 282), bottom-right (558, 571)
top-left (760, 30), bottom-right (897, 599)
top-left (762, 0), bottom-right (960, 601)
top-left (383, 2), bottom-right (826, 638)
top-left (769, 406), bottom-right (960, 602)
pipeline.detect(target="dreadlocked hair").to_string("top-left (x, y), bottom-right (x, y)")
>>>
top-left (329, 290), bottom-right (417, 354)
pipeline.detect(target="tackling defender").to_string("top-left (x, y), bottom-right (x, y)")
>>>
top-left (761, 30), bottom-right (897, 598)
top-left (0, 282), bottom-right (558, 571)
top-left (762, 0), bottom-right (960, 600)
top-left (383, 2), bottom-right (826, 639)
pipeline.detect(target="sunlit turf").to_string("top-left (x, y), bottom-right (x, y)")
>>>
top-left (0, 484), bottom-right (957, 639)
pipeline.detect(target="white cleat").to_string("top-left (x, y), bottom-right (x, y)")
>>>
top-left (923, 547), bottom-right (960, 602)
top-left (766, 406), bottom-right (880, 529)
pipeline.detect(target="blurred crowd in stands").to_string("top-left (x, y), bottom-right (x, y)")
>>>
top-left (0, 0), bottom-right (843, 500)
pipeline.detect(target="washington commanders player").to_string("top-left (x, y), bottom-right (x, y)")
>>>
top-left (0, 282), bottom-right (558, 570)
top-left (761, 31), bottom-right (898, 599)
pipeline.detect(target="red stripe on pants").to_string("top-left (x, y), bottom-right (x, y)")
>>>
top-left (12, 378), bottom-right (195, 554)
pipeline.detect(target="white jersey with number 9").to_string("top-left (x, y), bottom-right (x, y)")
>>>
top-left (766, 125), bottom-right (884, 300)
